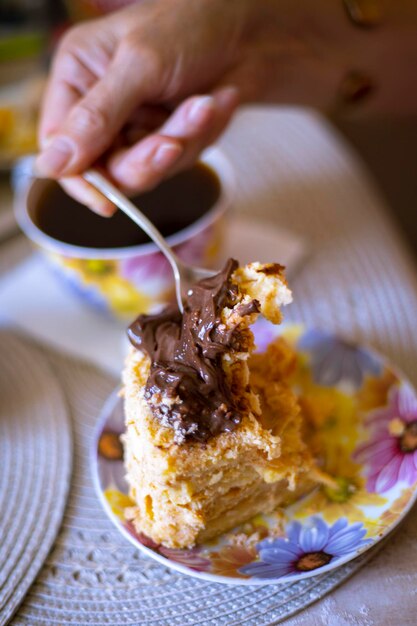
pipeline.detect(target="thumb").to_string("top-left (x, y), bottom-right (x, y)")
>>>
top-left (35, 44), bottom-right (158, 178)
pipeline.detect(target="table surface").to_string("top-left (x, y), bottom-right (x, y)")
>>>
top-left (1, 107), bottom-right (417, 625)
top-left (333, 116), bottom-right (417, 260)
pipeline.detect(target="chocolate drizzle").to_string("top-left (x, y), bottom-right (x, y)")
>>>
top-left (127, 258), bottom-right (252, 443)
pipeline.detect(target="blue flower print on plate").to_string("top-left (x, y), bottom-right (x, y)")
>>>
top-left (240, 517), bottom-right (371, 580)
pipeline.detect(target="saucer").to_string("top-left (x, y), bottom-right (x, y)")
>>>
top-left (92, 322), bottom-right (417, 584)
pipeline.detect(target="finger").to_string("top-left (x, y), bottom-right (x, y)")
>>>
top-left (159, 93), bottom-right (217, 138)
top-left (165, 86), bottom-right (239, 171)
top-left (35, 42), bottom-right (157, 178)
top-left (108, 87), bottom-right (238, 191)
top-left (60, 176), bottom-right (117, 217)
top-left (39, 82), bottom-right (79, 150)
top-left (107, 135), bottom-right (184, 193)
top-left (39, 31), bottom-right (103, 147)
top-left (107, 93), bottom-right (217, 190)
top-left (161, 87), bottom-right (239, 138)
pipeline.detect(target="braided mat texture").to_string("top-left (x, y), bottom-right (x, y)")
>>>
top-left (5, 108), bottom-right (417, 624)
top-left (0, 333), bottom-right (72, 625)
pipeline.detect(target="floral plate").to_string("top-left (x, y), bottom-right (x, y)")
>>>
top-left (92, 322), bottom-right (417, 585)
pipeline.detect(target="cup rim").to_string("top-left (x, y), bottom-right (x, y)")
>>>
top-left (14, 147), bottom-right (234, 260)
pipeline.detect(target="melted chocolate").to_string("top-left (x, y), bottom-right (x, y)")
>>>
top-left (235, 300), bottom-right (260, 317)
top-left (127, 258), bottom-right (253, 443)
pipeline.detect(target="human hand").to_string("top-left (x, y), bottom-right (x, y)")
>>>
top-left (35, 0), bottom-right (256, 214)
top-left (37, 0), bottom-right (388, 215)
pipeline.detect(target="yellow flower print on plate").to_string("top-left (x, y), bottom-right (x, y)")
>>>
top-left (104, 488), bottom-right (135, 521)
top-left (295, 448), bottom-right (386, 524)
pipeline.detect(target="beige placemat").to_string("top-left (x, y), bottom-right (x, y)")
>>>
top-left (0, 332), bottom-right (72, 625)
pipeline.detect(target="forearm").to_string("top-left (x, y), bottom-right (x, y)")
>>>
top-left (249, 0), bottom-right (417, 115)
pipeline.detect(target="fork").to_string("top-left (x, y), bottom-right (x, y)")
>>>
top-left (83, 169), bottom-right (215, 313)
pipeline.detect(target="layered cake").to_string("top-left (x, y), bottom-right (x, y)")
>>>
top-left (122, 259), bottom-right (318, 548)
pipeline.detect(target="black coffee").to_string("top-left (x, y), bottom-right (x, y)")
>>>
top-left (34, 163), bottom-right (220, 249)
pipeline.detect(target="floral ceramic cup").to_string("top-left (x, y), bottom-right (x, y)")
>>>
top-left (14, 148), bottom-right (234, 319)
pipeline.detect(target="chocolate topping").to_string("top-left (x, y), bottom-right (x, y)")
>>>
top-left (258, 263), bottom-right (285, 276)
top-left (127, 258), bottom-right (254, 443)
top-left (235, 300), bottom-right (260, 317)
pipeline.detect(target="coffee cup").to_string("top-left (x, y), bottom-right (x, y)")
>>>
top-left (14, 147), bottom-right (234, 319)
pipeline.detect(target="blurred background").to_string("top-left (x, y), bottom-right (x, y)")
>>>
top-left (0, 0), bottom-right (416, 257)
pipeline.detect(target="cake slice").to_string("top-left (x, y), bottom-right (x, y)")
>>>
top-left (122, 259), bottom-right (317, 548)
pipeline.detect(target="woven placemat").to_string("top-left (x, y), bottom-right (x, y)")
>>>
top-left (0, 332), bottom-right (72, 625)
top-left (9, 349), bottom-right (382, 626)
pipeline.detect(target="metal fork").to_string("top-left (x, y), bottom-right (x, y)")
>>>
top-left (83, 169), bottom-right (215, 313)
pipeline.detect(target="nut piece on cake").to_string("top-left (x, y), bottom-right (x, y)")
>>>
top-left (123, 259), bottom-right (317, 549)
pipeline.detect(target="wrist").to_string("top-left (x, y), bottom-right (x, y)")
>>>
top-left (234, 1), bottom-right (344, 107)
top-left (240, 0), bottom-right (417, 115)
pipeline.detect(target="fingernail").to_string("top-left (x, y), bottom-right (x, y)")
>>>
top-left (35, 137), bottom-right (74, 176)
top-left (187, 96), bottom-right (215, 125)
top-left (86, 191), bottom-right (116, 217)
top-left (89, 202), bottom-right (116, 218)
top-left (152, 143), bottom-right (183, 170)
top-left (214, 86), bottom-right (240, 108)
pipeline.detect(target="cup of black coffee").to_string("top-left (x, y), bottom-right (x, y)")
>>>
top-left (14, 147), bottom-right (234, 319)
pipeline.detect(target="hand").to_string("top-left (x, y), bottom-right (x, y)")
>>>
top-left (36, 0), bottom-right (341, 214)
top-left (39, 0), bottom-right (415, 214)
top-left (35, 0), bottom-right (253, 213)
